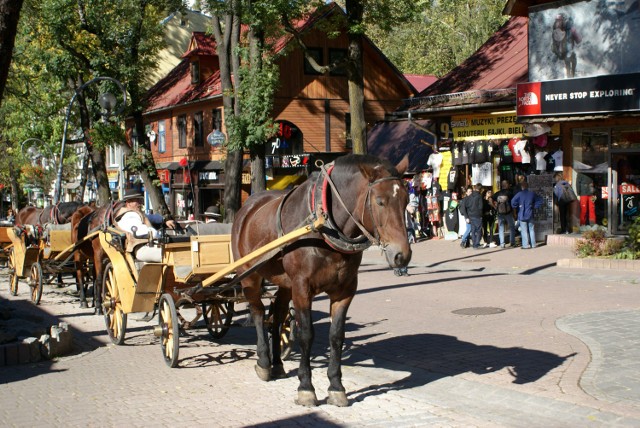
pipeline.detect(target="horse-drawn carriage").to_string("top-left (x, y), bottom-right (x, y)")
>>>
top-left (0, 222), bottom-right (14, 268)
top-left (97, 219), bottom-right (320, 367)
top-left (6, 223), bottom-right (96, 305)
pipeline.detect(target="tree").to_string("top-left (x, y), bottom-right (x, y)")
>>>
top-left (0, 0), bottom-right (24, 108)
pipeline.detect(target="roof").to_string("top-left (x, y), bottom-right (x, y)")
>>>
top-left (367, 120), bottom-right (435, 173)
top-left (403, 74), bottom-right (437, 93)
top-left (182, 31), bottom-right (217, 57)
top-left (420, 17), bottom-right (528, 97)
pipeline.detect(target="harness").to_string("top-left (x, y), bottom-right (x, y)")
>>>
top-left (275, 160), bottom-right (402, 254)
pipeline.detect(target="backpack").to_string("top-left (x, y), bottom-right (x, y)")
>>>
top-left (559, 182), bottom-right (578, 204)
top-left (496, 194), bottom-right (511, 215)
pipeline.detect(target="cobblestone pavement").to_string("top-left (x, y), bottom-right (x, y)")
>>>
top-left (1, 238), bottom-right (639, 427)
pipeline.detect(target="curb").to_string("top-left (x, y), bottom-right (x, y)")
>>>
top-left (557, 257), bottom-right (640, 272)
top-left (0, 322), bottom-right (74, 367)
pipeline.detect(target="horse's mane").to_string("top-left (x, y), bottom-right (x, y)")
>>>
top-left (331, 154), bottom-right (401, 178)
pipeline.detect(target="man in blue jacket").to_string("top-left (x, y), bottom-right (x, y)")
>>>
top-left (459, 183), bottom-right (484, 249)
top-left (511, 180), bottom-right (544, 249)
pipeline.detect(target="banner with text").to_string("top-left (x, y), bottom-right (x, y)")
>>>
top-left (451, 113), bottom-right (525, 141)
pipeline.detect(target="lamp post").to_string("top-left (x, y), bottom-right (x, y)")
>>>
top-left (53, 76), bottom-right (127, 205)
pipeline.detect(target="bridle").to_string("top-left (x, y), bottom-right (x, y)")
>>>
top-left (310, 161), bottom-right (403, 253)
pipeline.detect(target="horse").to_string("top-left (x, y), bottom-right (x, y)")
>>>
top-left (231, 154), bottom-right (411, 407)
top-left (16, 202), bottom-right (85, 227)
top-left (70, 202), bottom-right (122, 312)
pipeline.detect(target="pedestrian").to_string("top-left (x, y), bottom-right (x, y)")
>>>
top-left (459, 187), bottom-right (472, 248)
top-left (459, 183), bottom-right (484, 249)
top-left (553, 172), bottom-right (577, 234)
top-left (482, 188), bottom-right (496, 247)
top-left (511, 180), bottom-right (543, 249)
top-left (204, 205), bottom-right (222, 223)
top-left (492, 180), bottom-right (517, 248)
top-left (5, 208), bottom-right (15, 224)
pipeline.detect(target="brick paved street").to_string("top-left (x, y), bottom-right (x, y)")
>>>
top-left (1, 238), bottom-right (640, 427)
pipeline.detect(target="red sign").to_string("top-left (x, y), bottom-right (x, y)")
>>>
top-left (158, 169), bottom-right (170, 184)
top-left (619, 183), bottom-right (640, 194)
top-left (516, 82), bottom-right (542, 117)
top-left (601, 186), bottom-right (609, 199)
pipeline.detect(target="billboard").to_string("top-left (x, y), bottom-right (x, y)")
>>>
top-left (529, 0), bottom-right (640, 81)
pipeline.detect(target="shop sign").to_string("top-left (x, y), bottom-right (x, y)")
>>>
top-left (157, 169), bottom-right (170, 184)
top-left (601, 186), bottom-right (609, 200)
top-left (451, 113), bottom-right (525, 141)
top-left (242, 173), bottom-right (251, 184)
top-left (619, 183), bottom-right (640, 194)
top-left (107, 170), bottom-right (119, 180)
top-left (280, 155), bottom-right (308, 167)
top-left (198, 171), bottom-right (218, 181)
top-left (517, 73), bottom-right (640, 117)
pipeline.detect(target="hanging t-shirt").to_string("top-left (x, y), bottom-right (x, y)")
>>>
top-left (544, 152), bottom-right (556, 172)
top-left (444, 206), bottom-right (459, 234)
top-left (500, 163), bottom-right (515, 184)
top-left (473, 140), bottom-right (490, 164)
top-left (452, 142), bottom-right (463, 166)
top-left (447, 166), bottom-right (459, 191)
top-left (427, 152), bottom-right (443, 180)
top-left (552, 150), bottom-right (564, 171)
top-left (500, 140), bottom-right (513, 164)
top-left (535, 151), bottom-right (548, 171)
top-left (509, 138), bottom-right (523, 163)
top-left (472, 162), bottom-right (493, 187)
top-left (514, 139), bottom-right (531, 164)
top-left (421, 171), bottom-right (433, 189)
top-left (461, 142), bottom-right (470, 165)
top-left (466, 141), bottom-right (477, 164)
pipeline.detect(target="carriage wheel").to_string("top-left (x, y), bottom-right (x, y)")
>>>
top-left (29, 262), bottom-right (44, 305)
top-left (8, 249), bottom-right (18, 296)
top-left (202, 301), bottom-right (234, 340)
top-left (158, 294), bottom-right (180, 368)
top-left (268, 301), bottom-right (297, 361)
top-left (102, 263), bottom-right (127, 345)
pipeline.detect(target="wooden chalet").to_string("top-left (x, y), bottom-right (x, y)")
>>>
top-left (125, 2), bottom-right (416, 221)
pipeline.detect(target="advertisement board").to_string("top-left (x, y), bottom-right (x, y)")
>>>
top-left (529, 0), bottom-right (640, 81)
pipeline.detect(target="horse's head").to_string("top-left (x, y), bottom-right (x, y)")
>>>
top-left (353, 154), bottom-right (412, 269)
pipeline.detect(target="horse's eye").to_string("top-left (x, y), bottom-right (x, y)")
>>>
top-left (375, 197), bottom-right (384, 207)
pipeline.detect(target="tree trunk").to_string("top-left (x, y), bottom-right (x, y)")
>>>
top-left (9, 160), bottom-right (20, 211)
top-left (346, 0), bottom-right (367, 154)
top-left (0, 0), bottom-right (23, 108)
top-left (249, 19), bottom-right (266, 194)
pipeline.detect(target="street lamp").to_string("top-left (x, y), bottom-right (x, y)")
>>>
top-left (53, 76), bottom-right (127, 204)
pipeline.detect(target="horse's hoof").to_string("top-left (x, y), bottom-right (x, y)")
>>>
top-left (80, 302), bottom-right (88, 309)
top-left (327, 390), bottom-right (349, 407)
top-left (271, 364), bottom-right (286, 379)
top-left (254, 364), bottom-right (271, 381)
top-left (294, 390), bottom-right (318, 407)
top-left (94, 307), bottom-right (103, 316)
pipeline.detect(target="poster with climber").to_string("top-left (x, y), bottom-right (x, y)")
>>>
top-left (528, 0), bottom-right (640, 82)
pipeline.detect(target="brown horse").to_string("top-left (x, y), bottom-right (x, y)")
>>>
top-left (231, 154), bottom-right (411, 407)
top-left (70, 203), bottom-right (121, 311)
top-left (16, 202), bottom-right (85, 227)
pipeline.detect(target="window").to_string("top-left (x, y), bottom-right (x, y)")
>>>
top-left (304, 47), bottom-right (323, 75)
top-left (131, 128), bottom-right (138, 151)
top-left (211, 108), bottom-right (222, 131)
top-left (194, 111), bottom-right (203, 147)
top-left (108, 145), bottom-right (121, 167)
top-left (329, 48), bottom-right (348, 76)
top-left (158, 120), bottom-right (166, 153)
top-left (178, 115), bottom-right (187, 148)
top-left (345, 113), bottom-right (352, 149)
top-left (190, 61), bottom-right (200, 85)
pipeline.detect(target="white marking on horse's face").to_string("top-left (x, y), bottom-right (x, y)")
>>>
top-left (392, 183), bottom-right (400, 197)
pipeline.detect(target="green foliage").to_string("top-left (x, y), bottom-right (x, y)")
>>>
top-left (574, 229), bottom-right (625, 258)
top-left (88, 123), bottom-right (126, 152)
top-left (612, 216), bottom-right (640, 260)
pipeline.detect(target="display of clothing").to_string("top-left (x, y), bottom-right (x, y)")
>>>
top-left (535, 151), bottom-right (548, 171)
top-left (514, 139), bottom-right (531, 164)
top-left (500, 140), bottom-right (513, 164)
top-left (427, 152), bottom-right (443, 180)
top-left (552, 150), bottom-right (564, 171)
top-left (509, 138), bottom-right (523, 163)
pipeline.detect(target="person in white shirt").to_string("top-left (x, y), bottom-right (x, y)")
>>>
top-left (115, 189), bottom-right (176, 262)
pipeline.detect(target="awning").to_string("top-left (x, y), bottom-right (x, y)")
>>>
top-left (267, 175), bottom-right (306, 190)
top-left (367, 119), bottom-right (436, 173)
top-left (64, 181), bottom-right (81, 190)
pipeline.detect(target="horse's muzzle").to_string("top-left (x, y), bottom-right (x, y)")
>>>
top-left (385, 244), bottom-right (412, 268)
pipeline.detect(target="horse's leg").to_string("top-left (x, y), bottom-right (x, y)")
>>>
top-left (75, 254), bottom-right (88, 309)
top-left (293, 290), bottom-right (317, 406)
top-left (270, 288), bottom-right (291, 379)
top-left (326, 293), bottom-right (355, 407)
top-left (93, 251), bottom-right (104, 315)
top-left (57, 273), bottom-right (64, 288)
top-left (243, 275), bottom-right (270, 380)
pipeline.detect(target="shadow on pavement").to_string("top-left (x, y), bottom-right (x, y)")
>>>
top-left (343, 333), bottom-right (576, 403)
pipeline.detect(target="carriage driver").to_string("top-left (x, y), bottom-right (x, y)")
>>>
top-left (115, 189), bottom-right (176, 263)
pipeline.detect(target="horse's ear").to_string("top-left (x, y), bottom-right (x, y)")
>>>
top-left (395, 155), bottom-right (409, 175)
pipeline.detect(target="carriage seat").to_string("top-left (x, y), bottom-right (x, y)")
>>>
top-left (185, 222), bottom-right (233, 236)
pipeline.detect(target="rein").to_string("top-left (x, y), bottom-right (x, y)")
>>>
top-left (311, 161), bottom-right (401, 253)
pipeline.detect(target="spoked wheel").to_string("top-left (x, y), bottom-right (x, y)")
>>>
top-left (158, 294), bottom-right (180, 368)
top-left (102, 263), bottom-right (127, 345)
top-left (8, 249), bottom-right (18, 296)
top-left (29, 262), bottom-right (44, 305)
top-left (269, 301), bottom-right (297, 361)
top-left (202, 301), bottom-right (234, 340)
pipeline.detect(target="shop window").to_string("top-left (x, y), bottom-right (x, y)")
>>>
top-left (194, 111), bottom-right (203, 147)
top-left (266, 121), bottom-right (302, 155)
top-left (304, 47), bottom-right (323, 75)
top-left (178, 115), bottom-right (187, 148)
top-left (572, 128), bottom-right (609, 229)
top-left (329, 48), bottom-right (348, 76)
top-left (158, 120), bottom-right (166, 153)
top-left (108, 145), bottom-right (121, 168)
top-left (211, 108), bottom-right (222, 131)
